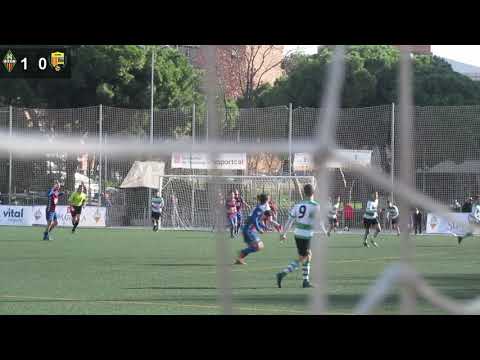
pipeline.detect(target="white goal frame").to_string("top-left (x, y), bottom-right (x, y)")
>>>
top-left (156, 175), bottom-right (316, 231)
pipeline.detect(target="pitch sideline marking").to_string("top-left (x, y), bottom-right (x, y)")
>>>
top-left (0, 294), bottom-right (319, 314)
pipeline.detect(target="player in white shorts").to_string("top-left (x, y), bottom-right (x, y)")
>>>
top-left (327, 196), bottom-right (340, 236)
top-left (386, 201), bottom-right (400, 236)
top-left (458, 196), bottom-right (480, 244)
top-left (263, 196), bottom-right (282, 232)
top-left (362, 192), bottom-right (381, 247)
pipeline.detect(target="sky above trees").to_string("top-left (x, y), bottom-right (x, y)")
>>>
top-left (284, 45), bottom-right (480, 68)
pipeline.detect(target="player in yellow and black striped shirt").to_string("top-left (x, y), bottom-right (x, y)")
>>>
top-left (69, 183), bottom-right (87, 233)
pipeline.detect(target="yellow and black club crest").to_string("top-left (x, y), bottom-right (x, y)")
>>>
top-left (50, 51), bottom-right (65, 72)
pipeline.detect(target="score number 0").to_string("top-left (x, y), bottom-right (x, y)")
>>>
top-left (20, 57), bottom-right (48, 71)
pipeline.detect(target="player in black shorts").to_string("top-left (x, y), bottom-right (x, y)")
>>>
top-left (68, 184), bottom-right (87, 233)
top-left (276, 184), bottom-right (320, 288)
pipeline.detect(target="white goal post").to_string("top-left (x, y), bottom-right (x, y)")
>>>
top-left (156, 175), bottom-right (316, 231)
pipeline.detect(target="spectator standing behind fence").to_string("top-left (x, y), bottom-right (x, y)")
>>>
top-left (343, 203), bottom-right (353, 231)
top-left (413, 208), bottom-right (422, 235)
top-left (462, 197), bottom-right (473, 213)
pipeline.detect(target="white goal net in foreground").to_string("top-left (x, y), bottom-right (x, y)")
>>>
top-left (2, 45), bottom-right (480, 315)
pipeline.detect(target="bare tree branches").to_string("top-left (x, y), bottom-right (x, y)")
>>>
top-left (216, 45), bottom-right (290, 104)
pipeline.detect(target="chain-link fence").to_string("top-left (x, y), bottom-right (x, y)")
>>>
top-left (1, 103), bottom-right (479, 228)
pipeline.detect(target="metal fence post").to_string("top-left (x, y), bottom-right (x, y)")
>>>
top-left (391, 102), bottom-right (395, 203)
top-left (104, 134), bottom-right (108, 191)
top-left (205, 106), bottom-right (209, 144)
top-left (99, 104), bottom-right (102, 207)
top-left (148, 48), bottom-right (155, 225)
top-left (8, 105), bottom-right (12, 204)
top-left (191, 103), bottom-right (196, 227)
top-left (289, 103), bottom-right (293, 176)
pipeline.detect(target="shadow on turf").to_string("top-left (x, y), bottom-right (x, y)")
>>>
top-left (0, 240), bottom-right (43, 242)
top-left (422, 273), bottom-right (480, 299)
top-left (415, 245), bottom-right (459, 248)
top-left (139, 263), bottom-right (216, 267)
top-left (282, 245), bottom-right (367, 249)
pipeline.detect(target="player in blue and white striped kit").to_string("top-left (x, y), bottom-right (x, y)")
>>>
top-left (234, 193), bottom-right (269, 265)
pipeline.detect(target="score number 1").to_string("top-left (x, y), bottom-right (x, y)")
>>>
top-left (20, 57), bottom-right (48, 71)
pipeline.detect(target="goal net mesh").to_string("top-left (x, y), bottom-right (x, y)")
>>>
top-left (2, 46), bottom-right (480, 314)
top-left (153, 175), bottom-right (315, 230)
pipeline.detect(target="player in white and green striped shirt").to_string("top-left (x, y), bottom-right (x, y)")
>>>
top-left (276, 184), bottom-right (322, 289)
top-left (458, 195), bottom-right (479, 244)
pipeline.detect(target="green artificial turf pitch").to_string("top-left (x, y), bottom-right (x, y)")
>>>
top-left (1, 227), bottom-right (479, 314)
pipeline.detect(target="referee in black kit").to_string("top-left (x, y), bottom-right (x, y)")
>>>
top-left (413, 208), bottom-right (422, 235)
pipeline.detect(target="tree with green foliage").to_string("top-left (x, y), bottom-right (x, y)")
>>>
top-left (0, 45), bottom-right (205, 194)
top-left (255, 45), bottom-right (480, 108)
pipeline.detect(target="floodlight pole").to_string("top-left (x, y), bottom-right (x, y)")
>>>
top-left (191, 103), bottom-right (196, 227)
top-left (148, 47), bottom-right (155, 224)
top-left (150, 48), bottom-right (155, 146)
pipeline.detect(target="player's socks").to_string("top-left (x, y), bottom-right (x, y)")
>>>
top-left (276, 272), bottom-right (286, 288)
top-left (363, 230), bottom-right (369, 241)
top-left (302, 260), bottom-right (311, 281)
top-left (234, 248), bottom-right (249, 265)
top-left (282, 260), bottom-right (300, 274)
top-left (302, 279), bottom-right (314, 288)
top-left (240, 247), bottom-right (256, 258)
top-left (458, 232), bottom-right (473, 244)
top-left (370, 230), bottom-right (380, 247)
top-left (43, 231), bottom-right (49, 240)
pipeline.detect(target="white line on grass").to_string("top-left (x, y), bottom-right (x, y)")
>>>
top-left (0, 294), bottom-right (321, 315)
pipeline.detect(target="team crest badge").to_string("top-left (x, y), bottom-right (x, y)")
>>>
top-left (50, 51), bottom-right (65, 72)
top-left (2, 50), bottom-right (16, 73)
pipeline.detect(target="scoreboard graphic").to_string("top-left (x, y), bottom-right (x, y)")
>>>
top-left (0, 47), bottom-right (70, 78)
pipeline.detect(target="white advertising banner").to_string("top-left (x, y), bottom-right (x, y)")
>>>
top-left (32, 206), bottom-right (106, 227)
top-left (426, 213), bottom-right (480, 235)
top-left (171, 153), bottom-right (247, 170)
top-left (293, 150), bottom-right (372, 171)
top-left (0, 205), bottom-right (33, 226)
